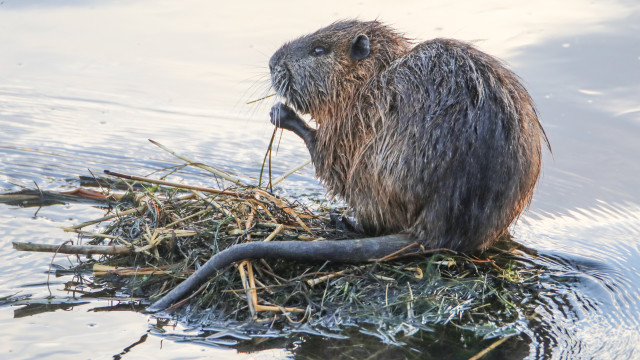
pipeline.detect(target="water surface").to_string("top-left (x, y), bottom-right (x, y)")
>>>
top-left (1, 1), bottom-right (639, 359)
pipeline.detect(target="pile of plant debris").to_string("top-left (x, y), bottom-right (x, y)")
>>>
top-left (8, 140), bottom-right (545, 349)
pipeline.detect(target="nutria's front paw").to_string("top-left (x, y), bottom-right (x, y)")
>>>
top-left (270, 103), bottom-right (303, 131)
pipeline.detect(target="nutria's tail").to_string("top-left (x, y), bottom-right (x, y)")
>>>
top-left (146, 235), bottom-right (415, 313)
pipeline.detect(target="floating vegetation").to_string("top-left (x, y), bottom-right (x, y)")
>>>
top-left (8, 139), bottom-right (546, 357)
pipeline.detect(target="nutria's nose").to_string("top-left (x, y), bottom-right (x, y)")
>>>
top-left (269, 46), bottom-right (287, 73)
top-left (269, 52), bottom-right (279, 73)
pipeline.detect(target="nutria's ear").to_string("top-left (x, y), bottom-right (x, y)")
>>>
top-left (350, 34), bottom-right (370, 60)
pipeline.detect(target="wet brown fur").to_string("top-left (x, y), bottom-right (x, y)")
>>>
top-left (270, 20), bottom-right (549, 251)
top-left (147, 20), bottom-right (549, 312)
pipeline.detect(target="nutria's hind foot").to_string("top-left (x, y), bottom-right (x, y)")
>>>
top-left (329, 210), bottom-right (365, 234)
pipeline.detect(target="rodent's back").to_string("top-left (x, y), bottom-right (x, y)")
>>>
top-left (343, 38), bottom-right (545, 250)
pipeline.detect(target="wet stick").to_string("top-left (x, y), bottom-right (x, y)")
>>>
top-left (13, 242), bottom-right (130, 255)
top-left (259, 127), bottom-right (278, 189)
top-left (468, 337), bottom-right (509, 360)
top-left (103, 170), bottom-right (237, 196)
top-left (148, 139), bottom-right (245, 186)
top-left (253, 188), bottom-right (312, 234)
top-left (93, 264), bottom-right (193, 276)
top-left (272, 159), bottom-right (312, 186)
top-left (245, 93), bottom-right (275, 104)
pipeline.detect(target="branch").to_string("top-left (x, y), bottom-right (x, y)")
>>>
top-left (103, 170), bottom-right (237, 196)
top-left (148, 139), bottom-right (246, 186)
top-left (13, 242), bottom-right (130, 255)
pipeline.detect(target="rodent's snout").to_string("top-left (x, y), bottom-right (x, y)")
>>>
top-left (270, 43), bottom-right (294, 74)
top-left (269, 48), bottom-right (284, 74)
top-left (268, 57), bottom-right (275, 73)
top-left (269, 46), bottom-right (290, 97)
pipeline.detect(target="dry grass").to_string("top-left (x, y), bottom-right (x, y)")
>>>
top-left (25, 140), bottom-right (544, 347)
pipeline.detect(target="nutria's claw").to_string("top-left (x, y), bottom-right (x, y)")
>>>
top-left (270, 102), bottom-right (303, 130)
top-left (329, 210), bottom-right (365, 234)
top-left (269, 102), bottom-right (317, 150)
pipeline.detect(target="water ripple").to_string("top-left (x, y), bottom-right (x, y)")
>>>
top-left (516, 201), bottom-right (640, 359)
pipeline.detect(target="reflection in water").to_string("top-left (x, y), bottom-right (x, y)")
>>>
top-left (13, 300), bottom-right (90, 318)
top-left (517, 202), bottom-right (640, 360)
top-left (233, 327), bottom-right (532, 360)
top-left (112, 333), bottom-right (148, 360)
top-left (0, 0), bottom-right (639, 359)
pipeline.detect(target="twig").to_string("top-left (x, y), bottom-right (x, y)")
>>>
top-left (47, 240), bottom-right (72, 297)
top-left (0, 188), bottom-right (115, 204)
top-left (162, 283), bottom-right (209, 313)
top-left (263, 224), bottom-right (284, 242)
top-left (468, 337), bottom-right (509, 360)
top-left (253, 188), bottom-right (312, 234)
top-left (13, 242), bottom-right (130, 255)
top-left (191, 190), bottom-right (240, 229)
top-left (377, 244), bottom-right (456, 262)
top-left (192, 191), bottom-right (231, 216)
top-left (104, 170), bottom-right (238, 196)
top-left (272, 159), bottom-right (312, 187)
top-left (407, 282), bottom-right (415, 318)
top-left (63, 205), bottom-right (146, 231)
top-left (237, 260), bottom-right (304, 314)
top-left (238, 260), bottom-right (256, 317)
top-left (306, 265), bottom-right (367, 287)
top-left (245, 93), bottom-right (275, 104)
top-left (259, 127), bottom-right (278, 189)
top-left (256, 222), bottom-right (300, 230)
top-left (93, 264), bottom-right (193, 276)
top-left (57, 230), bottom-right (120, 239)
top-left (164, 208), bottom-right (209, 228)
top-left (133, 227), bottom-right (197, 254)
top-left (148, 139), bottom-right (245, 186)
top-left (376, 242), bottom-right (422, 262)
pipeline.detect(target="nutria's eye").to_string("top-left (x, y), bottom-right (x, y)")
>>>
top-left (311, 46), bottom-right (327, 56)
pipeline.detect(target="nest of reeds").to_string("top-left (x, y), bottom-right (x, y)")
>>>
top-left (10, 139), bottom-right (545, 347)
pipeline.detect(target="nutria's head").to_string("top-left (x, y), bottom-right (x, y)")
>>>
top-left (269, 20), bottom-right (410, 117)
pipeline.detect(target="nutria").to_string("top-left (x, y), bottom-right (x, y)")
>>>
top-left (147, 20), bottom-right (548, 312)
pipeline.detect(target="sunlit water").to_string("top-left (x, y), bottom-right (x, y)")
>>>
top-left (1, 1), bottom-right (639, 359)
